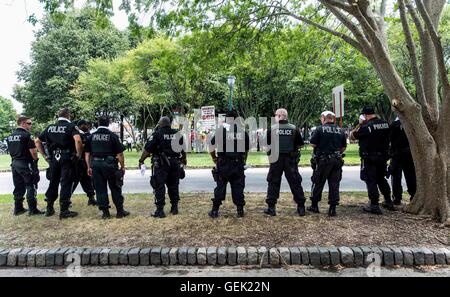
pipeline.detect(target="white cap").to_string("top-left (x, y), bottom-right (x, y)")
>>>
top-left (321, 111), bottom-right (335, 117)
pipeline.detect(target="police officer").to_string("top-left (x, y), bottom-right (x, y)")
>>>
top-left (72, 119), bottom-right (97, 206)
top-left (208, 110), bottom-right (250, 218)
top-left (350, 106), bottom-right (395, 214)
top-left (308, 111), bottom-right (347, 217)
top-left (390, 117), bottom-right (416, 204)
top-left (138, 116), bottom-right (187, 218)
top-left (84, 116), bottom-right (129, 219)
top-left (36, 108), bottom-right (82, 219)
top-left (7, 116), bottom-right (45, 216)
top-left (264, 108), bottom-right (306, 216)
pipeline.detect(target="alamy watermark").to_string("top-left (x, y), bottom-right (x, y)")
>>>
top-left (169, 115), bottom-right (296, 163)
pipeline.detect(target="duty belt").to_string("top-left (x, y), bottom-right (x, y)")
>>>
top-left (52, 149), bottom-right (72, 161)
top-left (317, 152), bottom-right (342, 160)
top-left (93, 156), bottom-right (116, 161)
top-left (218, 156), bottom-right (243, 162)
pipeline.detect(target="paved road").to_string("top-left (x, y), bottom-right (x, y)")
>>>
top-left (0, 266), bottom-right (448, 277)
top-left (0, 166), bottom-right (405, 194)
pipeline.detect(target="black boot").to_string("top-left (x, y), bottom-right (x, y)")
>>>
top-left (328, 205), bottom-right (337, 217)
top-left (29, 208), bottom-right (45, 216)
top-left (151, 207), bottom-right (166, 218)
top-left (170, 204), bottom-right (179, 215)
top-left (101, 209), bottom-right (111, 219)
top-left (297, 204), bottom-right (306, 217)
top-left (237, 206), bottom-right (245, 218)
top-left (208, 209), bottom-right (219, 218)
top-left (13, 200), bottom-right (28, 215)
top-left (27, 199), bottom-right (44, 216)
top-left (307, 202), bottom-right (320, 213)
top-left (116, 208), bottom-right (130, 219)
top-left (264, 206), bottom-right (276, 216)
top-left (59, 210), bottom-right (78, 219)
top-left (382, 199), bottom-right (397, 211)
top-left (87, 196), bottom-right (97, 206)
top-left (363, 204), bottom-right (383, 215)
top-left (45, 205), bottom-right (55, 217)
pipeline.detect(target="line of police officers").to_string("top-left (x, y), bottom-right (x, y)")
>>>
top-left (7, 106), bottom-right (415, 219)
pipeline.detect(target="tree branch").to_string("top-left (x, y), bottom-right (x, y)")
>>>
top-left (399, 0), bottom-right (434, 129)
top-left (319, 1), bottom-right (374, 61)
top-left (415, 0), bottom-right (450, 95)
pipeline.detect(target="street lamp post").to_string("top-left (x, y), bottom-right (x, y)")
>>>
top-left (8, 121), bottom-right (14, 133)
top-left (227, 75), bottom-right (236, 111)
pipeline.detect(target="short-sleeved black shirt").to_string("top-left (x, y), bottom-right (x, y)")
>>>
top-left (310, 123), bottom-right (347, 156)
top-left (353, 117), bottom-right (390, 157)
top-left (144, 126), bottom-right (184, 157)
top-left (390, 119), bottom-right (410, 153)
top-left (84, 127), bottom-right (124, 157)
top-left (210, 124), bottom-right (250, 157)
top-left (38, 119), bottom-right (79, 153)
top-left (7, 128), bottom-right (36, 162)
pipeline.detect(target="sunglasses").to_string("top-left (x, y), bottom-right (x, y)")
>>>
top-left (25, 122), bottom-right (33, 125)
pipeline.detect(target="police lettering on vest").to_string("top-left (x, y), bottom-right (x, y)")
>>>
top-left (7, 128), bottom-right (36, 161)
top-left (38, 118), bottom-right (79, 153)
top-left (266, 120), bottom-right (303, 154)
top-left (310, 123), bottom-right (347, 156)
top-left (353, 117), bottom-right (390, 158)
top-left (144, 126), bottom-right (184, 157)
top-left (84, 127), bottom-right (124, 157)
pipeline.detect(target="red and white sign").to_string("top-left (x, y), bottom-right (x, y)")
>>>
top-left (200, 106), bottom-right (216, 131)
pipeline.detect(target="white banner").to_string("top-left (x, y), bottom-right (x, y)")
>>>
top-left (332, 85), bottom-right (345, 118)
top-left (200, 105), bottom-right (216, 131)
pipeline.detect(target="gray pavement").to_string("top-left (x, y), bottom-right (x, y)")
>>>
top-left (0, 266), bottom-right (448, 277)
top-left (0, 166), bottom-right (406, 194)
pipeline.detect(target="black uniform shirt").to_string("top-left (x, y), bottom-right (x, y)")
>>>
top-left (38, 118), bottom-right (79, 153)
top-left (210, 124), bottom-right (250, 157)
top-left (390, 119), bottom-right (410, 153)
top-left (144, 126), bottom-right (184, 157)
top-left (84, 127), bottom-right (124, 157)
top-left (310, 123), bottom-right (347, 156)
top-left (266, 120), bottom-right (304, 154)
top-left (353, 117), bottom-right (390, 157)
top-left (7, 127), bottom-right (36, 161)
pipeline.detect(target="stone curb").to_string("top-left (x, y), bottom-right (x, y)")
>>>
top-left (0, 246), bottom-right (448, 267)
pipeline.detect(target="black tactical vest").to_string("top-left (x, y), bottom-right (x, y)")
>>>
top-left (274, 123), bottom-right (296, 154)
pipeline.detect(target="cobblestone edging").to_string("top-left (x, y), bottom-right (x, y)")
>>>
top-left (0, 246), bottom-right (449, 268)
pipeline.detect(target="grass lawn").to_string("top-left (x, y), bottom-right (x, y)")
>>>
top-left (0, 144), bottom-right (361, 170)
top-left (0, 192), bottom-right (447, 249)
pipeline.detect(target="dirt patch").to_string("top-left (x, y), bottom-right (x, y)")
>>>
top-left (0, 193), bottom-right (448, 248)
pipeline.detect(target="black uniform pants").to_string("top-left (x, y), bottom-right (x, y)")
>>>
top-left (11, 160), bottom-right (39, 209)
top-left (212, 158), bottom-right (245, 208)
top-left (46, 157), bottom-right (74, 211)
top-left (72, 159), bottom-right (95, 198)
top-left (391, 153), bottom-right (416, 202)
top-left (151, 159), bottom-right (180, 208)
top-left (91, 159), bottom-right (124, 210)
top-left (311, 157), bottom-right (343, 206)
top-left (360, 158), bottom-right (391, 205)
top-left (266, 154), bottom-right (305, 207)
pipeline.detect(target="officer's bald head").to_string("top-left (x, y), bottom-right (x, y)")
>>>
top-left (158, 116), bottom-right (171, 128)
top-left (275, 108), bottom-right (288, 122)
